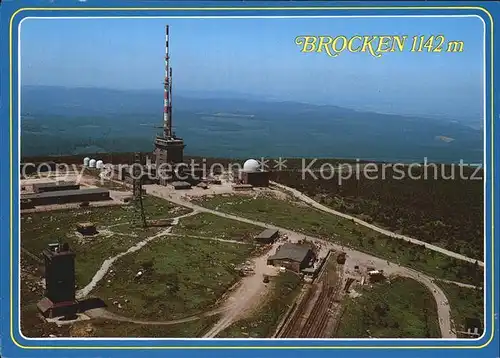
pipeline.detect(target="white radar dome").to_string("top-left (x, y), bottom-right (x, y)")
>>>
top-left (89, 159), bottom-right (96, 168)
top-left (83, 157), bottom-right (90, 167)
top-left (243, 159), bottom-right (261, 172)
top-left (96, 160), bottom-right (104, 169)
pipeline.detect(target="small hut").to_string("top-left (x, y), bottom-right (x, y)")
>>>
top-left (76, 222), bottom-right (98, 236)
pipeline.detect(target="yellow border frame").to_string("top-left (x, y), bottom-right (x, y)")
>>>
top-left (9, 6), bottom-right (495, 350)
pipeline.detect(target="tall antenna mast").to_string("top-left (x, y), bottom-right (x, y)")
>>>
top-left (163, 25), bottom-right (172, 139)
top-left (170, 67), bottom-right (173, 137)
top-left (153, 25), bottom-right (185, 169)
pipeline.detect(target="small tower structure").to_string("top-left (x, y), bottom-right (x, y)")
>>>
top-left (37, 242), bottom-right (78, 318)
top-left (132, 152), bottom-right (147, 228)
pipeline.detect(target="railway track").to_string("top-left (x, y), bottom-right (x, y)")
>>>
top-left (299, 266), bottom-right (344, 338)
top-left (279, 252), bottom-right (345, 338)
top-left (277, 252), bottom-right (333, 337)
top-left (300, 286), bottom-right (332, 337)
top-left (279, 284), bottom-right (314, 337)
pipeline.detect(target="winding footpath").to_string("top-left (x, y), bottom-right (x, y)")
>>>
top-left (271, 181), bottom-right (484, 267)
top-left (145, 185), bottom-right (460, 338)
top-left (203, 241), bottom-right (282, 338)
top-left (83, 305), bottom-right (228, 326)
top-left (76, 210), bottom-right (199, 299)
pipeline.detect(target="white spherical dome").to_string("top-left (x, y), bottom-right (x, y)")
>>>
top-left (89, 159), bottom-right (96, 168)
top-left (243, 159), bottom-right (260, 172)
top-left (83, 157), bottom-right (90, 166)
top-left (96, 160), bottom-right (104, 169)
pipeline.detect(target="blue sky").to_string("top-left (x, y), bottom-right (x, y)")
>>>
top-left (21, 16), bottom-right (484, 120)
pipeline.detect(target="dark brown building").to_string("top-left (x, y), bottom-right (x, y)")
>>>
top-left (20, 161), bottom-right (56, 177)
top-left (233, 184), bottom-right (253, 191)
top-left (267, 243), bottom-right (315, 273)
top-left (33, 181), bottom-right (80, 193)
top-left (76, 222), bottom-right (98, 236)
top-left (20, 199), bottom-right (34, 210)
top-left (171, 181), bottom-right (192, 190)
top-left (240, 170), bottom-right (270, 187)
top-left (37, 243), bottom-right (78, 318)
top-left (255, 228), bottom-right (279, 244)
top-left (21, 188), bottom-right (111, 206)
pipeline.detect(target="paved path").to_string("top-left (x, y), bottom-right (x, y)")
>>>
top-left (164, 232), bottom-right (251, 245)
top-left (437, 279), bottom-right (477, 289)
top-left (145, 185), bottom-right (458, 338)
top-left (83, 306), bottom-right (227, 326)
top-left (271, 181), bottom-right (484, 267)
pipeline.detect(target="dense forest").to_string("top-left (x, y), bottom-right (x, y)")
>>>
top-left (273, 166), bottom-right (483, 260)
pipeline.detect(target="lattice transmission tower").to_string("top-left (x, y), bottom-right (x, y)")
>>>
top-left (132, 152), bottom-right (147, 228)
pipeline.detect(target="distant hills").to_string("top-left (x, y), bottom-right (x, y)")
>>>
top-left (20, 86), bottom-right (483, 163)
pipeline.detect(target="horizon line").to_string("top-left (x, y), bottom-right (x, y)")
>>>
top-left (20, 84), bottom-right (483, 123)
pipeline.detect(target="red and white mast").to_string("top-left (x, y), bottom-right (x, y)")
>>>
top-left (163, 25), bottom-right (172, 138)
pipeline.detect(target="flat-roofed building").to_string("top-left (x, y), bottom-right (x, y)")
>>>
top-left (240, 171), bottom-right (271, 187)
top-left (254, 228), bottom-right (279, 244)
top-left (21, 161), bottom-right (56, 177)
top-left (21, 199), bottom-right (35, 210)
top-left (21, 188), bottom-right (111, 206)
top-left (76, 222), bottom-right (98, 236)
top-left (33, 181), bottom-right (80, 193)
top-left (171, 181), bottom-right (192, 190)
top-left (267, 243), bottom-right (316, 273)
top-left (233, 184), bottom-right (253, 191)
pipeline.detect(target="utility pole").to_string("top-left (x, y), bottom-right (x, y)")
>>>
top-left (132, 152), bottom-right (147, 228)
